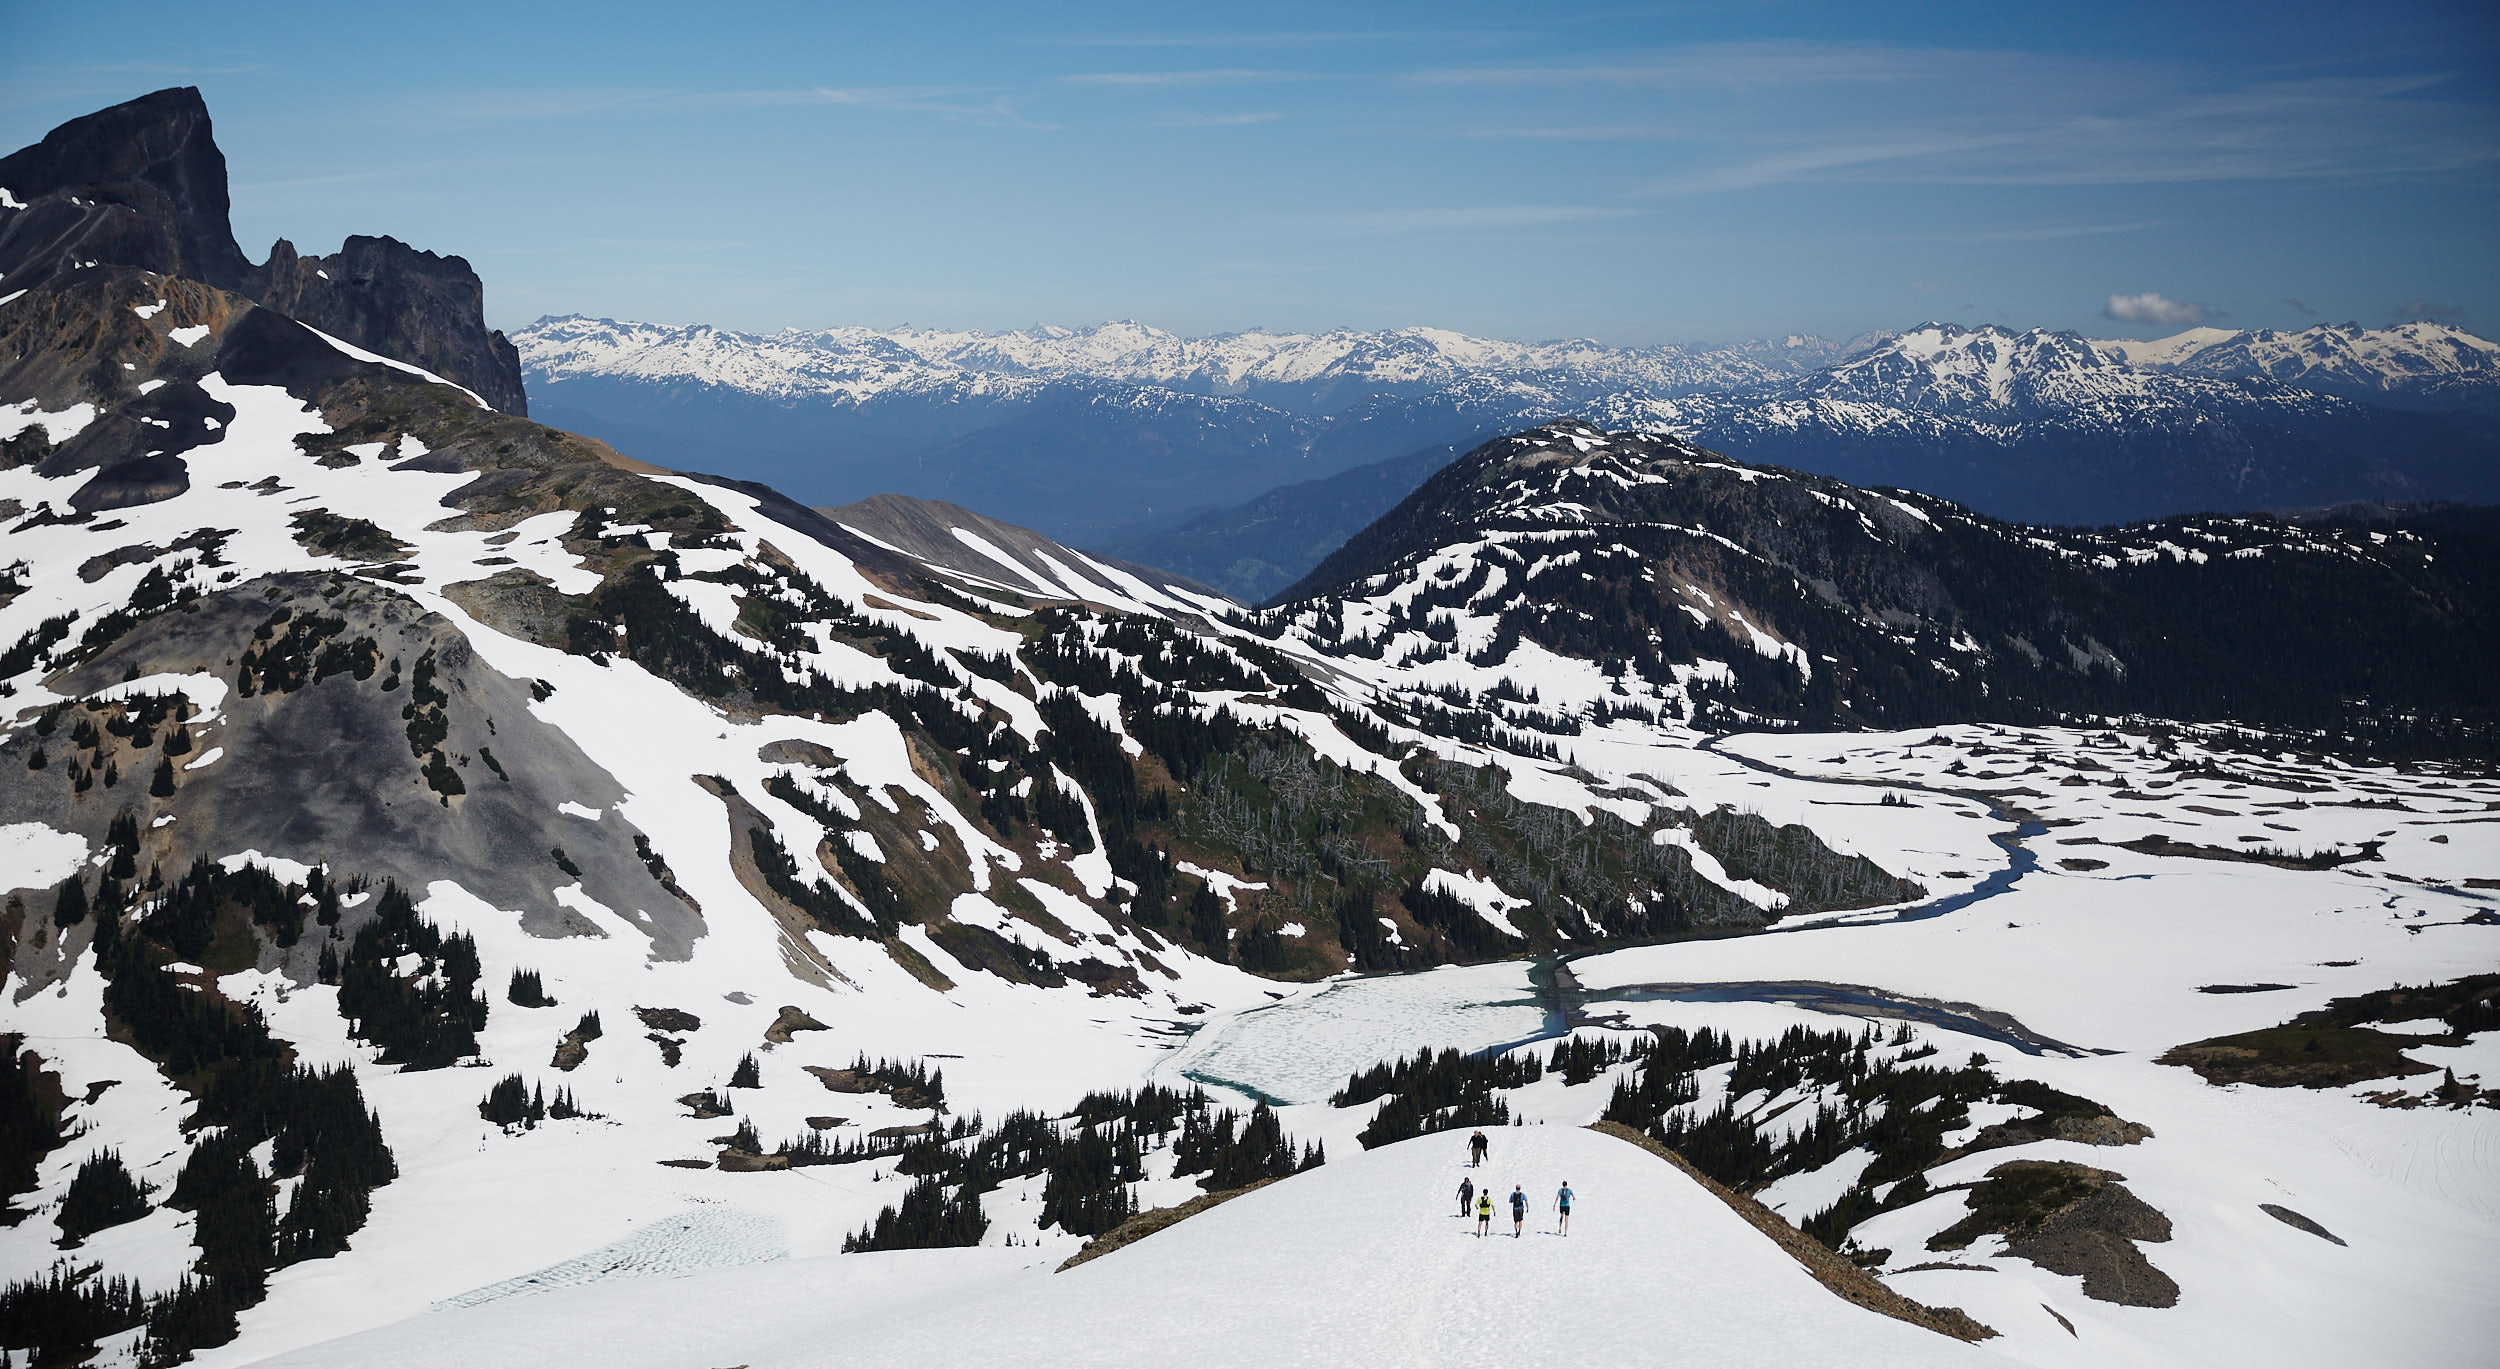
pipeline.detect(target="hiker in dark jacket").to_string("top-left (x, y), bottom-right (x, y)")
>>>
top-left (1457, 1176), bottom-right (1475, 1216)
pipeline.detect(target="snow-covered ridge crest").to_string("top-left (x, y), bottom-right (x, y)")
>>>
top-left (2091, 319), bottom-right (2500, 398)
top-left (512, 314), bottom-right (1846, 408)
top-left (519, 312), bottom-right (2500, 415)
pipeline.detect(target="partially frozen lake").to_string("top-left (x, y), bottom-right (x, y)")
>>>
top-left (1157, 961), bottom-right (1550, 1105)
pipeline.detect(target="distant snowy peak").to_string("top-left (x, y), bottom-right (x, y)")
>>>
top-left (2093, 327), bottom-right (2241, 369)
top-left (1787, 323), bottom-right (2152, 415)
top-left (2094, 321), bottom-right (2500, 402)
top-left (513, 315), bottom-right (1842, 411)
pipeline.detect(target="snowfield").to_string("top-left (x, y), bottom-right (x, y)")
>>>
top-left (3, 318), bottom-right (2495, 1369)
top-left (252, 1126), bottom-right (2002, 1369)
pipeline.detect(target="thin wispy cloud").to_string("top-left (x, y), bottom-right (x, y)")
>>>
top-left (76, 58), bottom-right (267, 75)
top-left (1908, 221), bottom-right (2167, 244)
top-left (2103, 292), bottom-right (2216, 327)
top-left (1291, 205), bottom-right (1641, 235)
top-left (416, 85), bottom-right (1040, 128)
top-left (1625, 64), bottom-right (2499, 194)
top-left (1464, 123), bottom-right (1695, 142)
top-left (1163, 111), bottom-right (1286, 128)
top-left (1641, 134), bottom-right (2017, 195)
top-left (1056, 69), bottom-right (1312, 88)
top-left (1411, 42), bottom-right (1945, 91)
top-left (1027, 30), bottom-right (1458, 48)
top-left (2394, 299), bottom-right (2465, 321)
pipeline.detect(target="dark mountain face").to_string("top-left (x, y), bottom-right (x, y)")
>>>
top-left (0, 86), bottom-right (251, 290)
top-left (1268, 424), bottom-right (2498, 754)
top-left (0, 88), bottom-right (526, 415)
top-left (1125, 364), bottom-right (2498, 602)
top-left (250, 235), bottom-right (528, 415)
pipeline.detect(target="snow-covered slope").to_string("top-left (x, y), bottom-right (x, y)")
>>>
top-left (4, 89), bottom-right (2496, 1369)
top-left (250, 1127), bottom-right (1998, 1369)
top-left (516, 314), bottom-right (1842, 411)
top-left (521, 311), bottom-right (2500, 580)
top-left (2096, 321), bottom-right (2500, 405)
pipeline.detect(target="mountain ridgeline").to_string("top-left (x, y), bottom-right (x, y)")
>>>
top-left (517, 314), bottom-right (2500, 600)
top-left (1258, 423), bottom-right (2499, 756)
top-left (0, 88), bottom-right (526, 415)
top-left (3, 85), bottom-right (2496, 1369)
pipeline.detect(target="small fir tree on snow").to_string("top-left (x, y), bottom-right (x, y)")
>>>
top-left (51, 875), bottom-right (86, 929)
top-left (506, 968), bottom-right (552, 1008)
top-left (57, 1149), bottom-right (152, 1243)
top-left (729, 1053), bottom-right (761, 1089)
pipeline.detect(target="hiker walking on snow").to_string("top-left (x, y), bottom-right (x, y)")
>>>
top-left (1509, 1184), bottom-right (1527, 1238)
top-left (1555, 1181), bottom-right (1574, 1235)
top-left (1457, 1177), bottom-right (1474, 1217)
top-left (1468, 1130), bottom-right (1489, 1167)
top-left (1475, 1190), bottom-right (1493, 1237)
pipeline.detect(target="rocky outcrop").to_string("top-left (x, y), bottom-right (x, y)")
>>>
top-left (0, 88), bottom-right (527, 415)
top-left (1927, 1160), bottom-right (2179, 1308)
top-left (248, 235), bottom-right (528, 415)
top-left (0, 86), bottom-right (250, 289)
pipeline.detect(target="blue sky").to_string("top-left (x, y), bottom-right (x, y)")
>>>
top-left (5, 1), bottom-right (2495, 344)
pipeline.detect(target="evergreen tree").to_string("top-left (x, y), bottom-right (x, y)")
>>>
top-left (0, 1040), bottom-right (64, 1217)
top-left (50, 875), bottom-right (86, 929)
top-left (1188, 883), bottom-right (1228, 963)
top-left (56, 1149), bottom-right (151, 1243)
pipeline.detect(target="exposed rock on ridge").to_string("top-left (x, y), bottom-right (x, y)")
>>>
top-left (0, 87), bottom-right (527, 414)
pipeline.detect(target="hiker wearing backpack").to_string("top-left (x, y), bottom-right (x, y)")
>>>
top-left (1509, 1184), bottom-right (1527, 1238)
top-left (1475, 1189), bottom-right (1493, 1237)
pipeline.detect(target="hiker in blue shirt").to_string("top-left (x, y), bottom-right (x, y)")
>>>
top-left (1509, 1184), bottom-right (1527, 1238)
top-left (1555, 1181), bottom-right (1574, 1235)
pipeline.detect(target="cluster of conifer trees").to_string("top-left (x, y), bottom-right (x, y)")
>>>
top-left (477, 1073), bottom-right (592, 1129)
top-left (1591, 1022), bottom-right (2116, 1250)
top-left (336, 882), bottom-right (487, 1067)
top-left (1334, 1046), bottom-right (1543, 1148)
top-left (840, 1082), bottom-right (1320, 1253)
top-left (232, 604), bottom-right (377, 698)
top-left (6, 858), bottom-right (408, 1366)
top-left (0, 1037), bottom-right (63, 1222)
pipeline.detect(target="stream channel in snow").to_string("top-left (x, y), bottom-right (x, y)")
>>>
top-left (1162, 743), bottom-right (2069, 1103)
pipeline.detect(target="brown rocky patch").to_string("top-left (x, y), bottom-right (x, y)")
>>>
top-left (2159, 1025), bottom-right (2437, 1088)
top-left (1928, 1160), bottom-right (2178, 1308)
top-left (762, 1004), bottom-right (828, 1044)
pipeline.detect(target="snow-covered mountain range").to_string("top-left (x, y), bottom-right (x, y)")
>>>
top-left (516, 314), bottom-right (1852, 411)
top-left (519, 312), bottom-right (2497, 414)
top-left (517, 313), bottom-right (2500, 599)
top-left (4, 88), bottom-right (2497, 1369)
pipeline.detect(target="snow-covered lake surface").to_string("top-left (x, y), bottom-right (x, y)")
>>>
top-left (1154, 961), bottom-right (1550, 1105)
